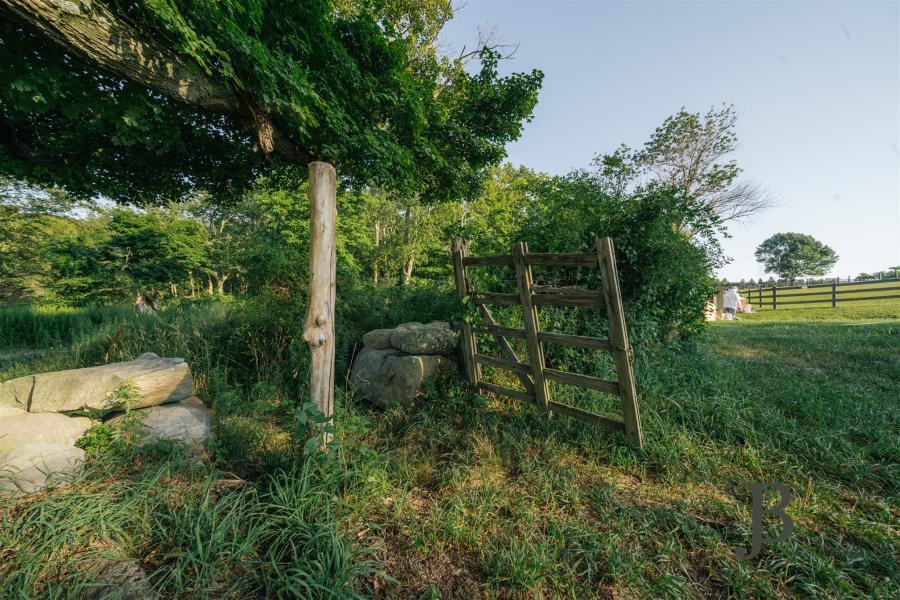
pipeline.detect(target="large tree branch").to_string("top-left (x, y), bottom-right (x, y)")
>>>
top-left (1, 0), bottom-right (308, 162)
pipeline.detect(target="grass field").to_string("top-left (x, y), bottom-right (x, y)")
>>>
top-left (1, 303), bottom-right (897, 598)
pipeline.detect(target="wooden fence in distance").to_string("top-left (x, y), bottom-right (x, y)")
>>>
top-left (740, 278), bottom-right (900, 309)
top-left (451, 237), bottom-right (644, 448)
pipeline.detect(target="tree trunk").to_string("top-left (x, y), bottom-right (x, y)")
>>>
top-left (400, 205), bottom-right (414, 285)
top-left (373, 221), bottom-right (381, 284)
top-left (135, 291), bottom-right (156, 313)
top-left (302, 162), bottom-right (337, 446)
top-left (215, 273), bottom-right (228, 295)
top-left (401, 255), bottom-right (415, 285)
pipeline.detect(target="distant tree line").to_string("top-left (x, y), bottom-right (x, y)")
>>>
top-left (1, 155), bottom-right (726, 340)
top-left (720, 268), bottom-right (900, 289)
top-left (1, 101), bottom-right (767, 340)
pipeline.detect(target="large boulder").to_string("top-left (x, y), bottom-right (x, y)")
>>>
top-left (362, 328), bottom-right (394, 350)
top-left (0, 442), bottom-right (85, 496)
top-left (108, 396), bottom-right (212, 447)
top-left (350, 347), bottom-right (457, 408)
top-left (389, 321), bottom-right (459, 355)
top-left (0, 352), bottom-right (192, 414)
top-left (0, 412), bottom-right (93, 456)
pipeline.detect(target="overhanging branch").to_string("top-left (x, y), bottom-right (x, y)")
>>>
top-left (1, 0), bottom-right (309, 162)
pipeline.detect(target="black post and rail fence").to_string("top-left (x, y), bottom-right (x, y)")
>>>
top-left (739, 278), bottom-right (900, 310)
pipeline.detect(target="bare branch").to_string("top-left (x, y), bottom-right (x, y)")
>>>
top-left (456, 23), bottom-right (519, 63)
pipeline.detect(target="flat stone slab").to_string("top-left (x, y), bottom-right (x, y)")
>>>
top-left (0, 412), bottom-right (93, 456)
top-left (0, 442), bottom-right (85, 496)
top-left (109, 396), bottom-right (212, 447)
top-left (0, 352), bottom-right (192, 415)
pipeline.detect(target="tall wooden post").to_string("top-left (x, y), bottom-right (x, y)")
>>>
top-left (303, 161), bottom-right (337, 444)
top-left (596, 237), bottom-right (643, 448)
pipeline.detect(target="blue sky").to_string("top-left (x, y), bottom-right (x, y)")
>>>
top-left (440, 1), bottom-right (900, 281)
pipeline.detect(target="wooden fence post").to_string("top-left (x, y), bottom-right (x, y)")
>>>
top-left (772, 285), bottom-right (778, 310)
top-left (596, 237), bottom-right (643, 448)
top-left (451, 238), bottom-right (480, 386)
top-left (831, 281), bottom-right (837, 308)
top-left (512, 242), bottom-right (551, 414)
top-left (303, 161), bottom-right (337, 445)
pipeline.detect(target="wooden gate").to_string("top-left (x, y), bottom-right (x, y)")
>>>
top-left (451, 238), bottom-right (643, 448)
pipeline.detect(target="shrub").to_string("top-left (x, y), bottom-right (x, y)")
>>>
top-left (515, 173), bottom-right (725, 342)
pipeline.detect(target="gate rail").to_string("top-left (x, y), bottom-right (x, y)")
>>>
top-left (451, 238), bottom-right (644, 448)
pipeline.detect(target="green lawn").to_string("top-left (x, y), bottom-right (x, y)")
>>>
top-left (338, 314), bottom-right (898, 598)
top-left (2, 306), bottom-right (897, 598)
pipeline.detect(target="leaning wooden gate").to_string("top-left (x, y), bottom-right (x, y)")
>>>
top-left (451, 238), bottom-right (644, 448)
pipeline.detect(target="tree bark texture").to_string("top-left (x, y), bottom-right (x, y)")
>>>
top-left (302, 161), bottom-right (337, 443)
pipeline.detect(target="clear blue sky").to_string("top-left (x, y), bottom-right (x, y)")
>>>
top-left (441, 1), bottom-right (900, 281)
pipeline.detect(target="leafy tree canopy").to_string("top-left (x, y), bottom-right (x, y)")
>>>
top-left (591, 105), bottom-right (772, 223)
top-left (754, 232), bottom-right (839, 282)
top-left (0, 1), bottom-right (542, 204)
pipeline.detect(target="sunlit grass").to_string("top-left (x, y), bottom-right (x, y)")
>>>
top-left (339, 314), bottom-right (899, 598)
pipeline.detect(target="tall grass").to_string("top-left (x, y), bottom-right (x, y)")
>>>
top-left (0, 282), bottom-right (458, 384)
top-left (0, 444), bottom-right (379, 599)
top-left (0, 286), bottom-right (457, 597)
top-left (0, 303), bottom-right (142, 350)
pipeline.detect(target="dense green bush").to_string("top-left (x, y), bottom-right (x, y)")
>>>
top-left (516, 173), bottom-right (724, 343)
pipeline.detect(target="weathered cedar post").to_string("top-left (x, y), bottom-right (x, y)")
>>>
top-left (303, 161), bottom-right (337, 444)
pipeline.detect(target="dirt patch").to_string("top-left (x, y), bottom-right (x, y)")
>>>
top-left (363, 525), bottom-right (486, 599)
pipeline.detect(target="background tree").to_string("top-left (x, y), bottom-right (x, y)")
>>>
top-left (43, 207), bottom-right (207, 306)
top-left (0, 188), bottom-right (80, 301)
top-left (592, 105), bottom-right (772, 223)
top-left (754, 233), bottom-right (839, 283)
